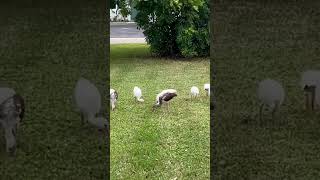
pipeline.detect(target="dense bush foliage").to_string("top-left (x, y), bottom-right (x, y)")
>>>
top-left (135, 0), bottom-right (209, 58)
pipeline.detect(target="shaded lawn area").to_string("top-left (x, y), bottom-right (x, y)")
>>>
top-left (213, 1), bottom-right (320, 179)
top-left (110, 44), bottom-right (210, 179)
top-left (0, 4), bottom-right (108, 179)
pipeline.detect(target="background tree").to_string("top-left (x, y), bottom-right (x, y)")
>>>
top-left (118, 0), bottom-right (131, 19)
top-left (110, 0), bottom-right (131, 20)
top-left (134, 0), bottom-right (209, 58)
top-left (110, 0), bottom-right (116, 9)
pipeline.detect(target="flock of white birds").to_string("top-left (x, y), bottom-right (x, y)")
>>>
top-left (110, 83), bottom-right (211, 112)
top-left (2, 69), bottom-right (318, 155)
top-left (257, 70), bottom-right (320, 122)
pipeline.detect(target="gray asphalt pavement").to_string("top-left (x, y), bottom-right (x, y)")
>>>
top-left (110, 23), bottom-right (145, 38)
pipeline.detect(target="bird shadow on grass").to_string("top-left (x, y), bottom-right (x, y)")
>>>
top-left (148, 54), bottom-right (208, 62)
top-left (238, 106), bottom-right (320, 131)
top-left (131, 98), bottom-right (145, 106)
top-left (239, 110), bottom-right (288, 129)
top-left (183, 95), bottom-right (210, 103)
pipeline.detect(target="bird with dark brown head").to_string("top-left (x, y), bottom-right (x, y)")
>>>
top-left (153, 89), bottom-right (177, 111)
top-left (13, 94), bottom-right (25, 122)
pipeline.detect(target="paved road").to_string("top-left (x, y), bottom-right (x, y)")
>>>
top-left (110, 23), bottom-right (146, 44)
top-left (110, 23), bottom-right (145, 38)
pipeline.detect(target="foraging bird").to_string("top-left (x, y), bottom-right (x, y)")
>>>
top-left (204, 83), bottom-right (210, 96)
top-left (190, 86), bottom-right (200, 99)
top-left (0, 87), bottom-right (16, 103)
top-left (257, 79), bottom-right (285, 122)
top-left (110, 88), bottom-right (118, 111)
top-left (300, 70), bottom-right (320, 110)
top-left (153, 89), bottom-right (177, 111)
top-left (74, 78), bottom-right (108, 130)
top-left (0, 88), bottom-right (25, 155)
top-left (133, 86), bottom-right (144, 102)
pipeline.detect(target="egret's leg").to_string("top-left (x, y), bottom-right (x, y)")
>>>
top-left (111, 103), bottom-right (115, 111)
top-left (259, 103), bottom-right (264, 125)
top-left (12, 124), bottom-right (17, 138)
top-left (272, 101), bottom-right (279, 125)
top-left (311, 88), bottom-right (315, 111)
top-left (165, 102), bottom-right (170, 112)
top-left (84, 113), bottom-right (90, 123)
top-left (80, 112), bottom-right (84, 124)
top-left (304, 92), bottom-right (309, 110)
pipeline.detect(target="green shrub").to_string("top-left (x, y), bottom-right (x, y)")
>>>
top-left (135, 0), bottom-right (209, 58)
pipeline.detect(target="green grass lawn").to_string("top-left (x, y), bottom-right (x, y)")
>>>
top-left (110, 44), bottom-right (210, 179)
top-left (0, 4), bottom-right (107, 179)
top-left (213, 1), bottom-right (320, 179)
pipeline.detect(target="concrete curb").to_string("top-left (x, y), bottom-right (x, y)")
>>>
top-left (110, 22), bottom-right (137, 26)
top-left (110, 38), bottom-right (147, 44)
